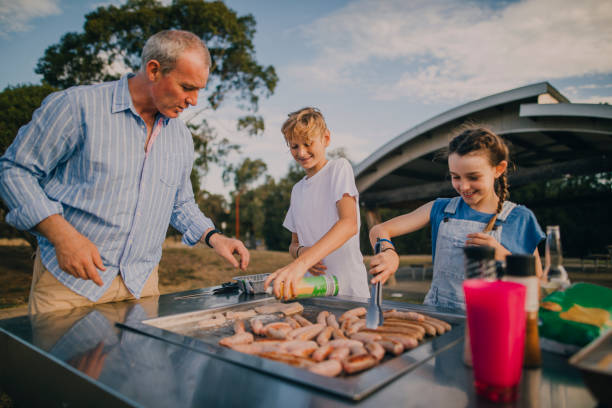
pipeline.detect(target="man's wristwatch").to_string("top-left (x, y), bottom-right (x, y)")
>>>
top-left (205, 229), bottom-right (221, 248)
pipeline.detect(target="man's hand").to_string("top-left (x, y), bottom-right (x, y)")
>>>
top-left (69, 341), bottom-right (108, 379)
top-left (37, 214), bottom-right (105, 286)
top-left (208, 232), bottom-right (250, 271)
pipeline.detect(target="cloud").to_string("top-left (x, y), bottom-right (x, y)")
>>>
top-left (570, 95), bottom-right (612, 104)
top-left (0, 0), bottom-right (61, 35)
top-left (288, 0), bottom-right (612, 103)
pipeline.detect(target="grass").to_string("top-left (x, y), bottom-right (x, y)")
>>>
top-left (1, 241), bottom-right (611, 316)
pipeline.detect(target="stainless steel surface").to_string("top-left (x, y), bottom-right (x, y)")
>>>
top-left (0, 285), bottom-right (598, 407)
top-left (120, 296), bottom-right (463, 400)
top-left (569, 330), bottom-right (612, 405)
top-left (233, 273), bottom-right (270, 294)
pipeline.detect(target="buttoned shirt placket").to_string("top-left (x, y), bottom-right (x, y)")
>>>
top-left (119, 116), bottom-right (164, 282)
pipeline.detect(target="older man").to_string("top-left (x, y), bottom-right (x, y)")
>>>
top-left (0, 30), bottom-right (249, 314)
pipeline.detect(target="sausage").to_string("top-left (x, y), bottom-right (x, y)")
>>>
top-left (326, 314), bottom-right (340, 329)
top-left (229, 340), bottom-right (283, 354)
top-left (365, 341), bottom-right (385, 361)
top-left (308, 359), bottom-right (343, 377)
top-left (340, 315), bottom-right (359, 332)
top-left (249, 318), bottom-right (264, 335)
top-left (350, 332), bottom-right (382, 343)
top-left (234, 319), bottom-right (246, 334)
top-left (218, 332), bottom-right (254, 347)
top-left (383, 310), bottom-right (425, 322)
top-left (283, 340), bottom-right (319, 357)
top-left (375, 325), bottom-right (424, 340)
top-left (332, 328), bottom-right (347, 340)
top-left (293, 315), bottom-right (313, 327)
top-left (312, 344), bottom-right (334, 362)
top-left (281, 302), bottom-right (304, 316)
top-left (346, 319), bottom-right (366, 335)
top-left (262, 322), bottom-right (293, 339)
top-left (328, 339), bottom-right (364, 348)
top-left (342, 354), bottom-right (377, 374)
top-left (377, 339), bottom-right (404, 356)
top-left (338, 307), bottom-right (367, 322)
top-left (316, 326), bottom-right (334, 346)
top-left (375, 333), bottom-right (418, 349)
top-left (287, 323), bottom-right (325, 341)
top-left (284, 316), bottom-right (300, 329)
top-left (329, 347), bottom-right (350, 361)
top-left (255, 303), bottom-right (288, 314)
top-left (383, 318), bottom-right (427, 335)
top-left (316, 311), bottom-right (330, 326)
top-left (225, 309), bottom-right (257, 320)
top-left (424, 316), bottom-right (451, 334)
top-left (257, 352), bottom-right (315, 368)
top-left (349, 344), bottom-right (368, 357)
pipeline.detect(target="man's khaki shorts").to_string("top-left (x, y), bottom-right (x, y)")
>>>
top-left (28, 249), bottom-right (160, 315)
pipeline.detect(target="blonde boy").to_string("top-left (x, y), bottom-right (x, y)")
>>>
top-left (264, 107), bottom-right (370, 300)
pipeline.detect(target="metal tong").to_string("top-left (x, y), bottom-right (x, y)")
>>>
top-left (366, 238), bottom-right (384, 329)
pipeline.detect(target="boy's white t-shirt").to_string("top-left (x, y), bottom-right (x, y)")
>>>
top-left (283, 158), bottom-right (370, 298)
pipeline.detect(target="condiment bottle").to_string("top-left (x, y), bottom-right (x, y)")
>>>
top-left (462, 245), bottom-right (496, 367)
top-left (503, 254), bottom-right (541, 368)
top-left (541, 225), bottom-right (570, 297)
top-left (266, 275), bottom-right (339, 299)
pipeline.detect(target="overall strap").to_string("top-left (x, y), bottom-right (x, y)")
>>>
top-left (443, 197), bottom-right (462, 215)
top-left (483, 201), bottom-right (517, 232)
top-left (497, 201), bottom-right (517, 222)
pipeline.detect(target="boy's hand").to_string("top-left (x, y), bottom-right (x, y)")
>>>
top-left (368, 250), bottom-right (399, 284)
top-left (264, 261), bottom-right (309, 301)
top-left (465, 233), bottom-right (511, 261)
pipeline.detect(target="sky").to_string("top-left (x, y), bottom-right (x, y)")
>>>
top-left (1, 0), bottom-right (611, 199)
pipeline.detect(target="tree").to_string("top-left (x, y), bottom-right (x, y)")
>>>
top-left (35, 0), bottom-right (277, 137)
top-left (0, 84), bottom-right (57, 248)
top-left (0, 84), bottom-right (57, 155)
top-left (261, 162), bottom-right (305, 250)
top-left (223, 158), bottom-right (267, 240)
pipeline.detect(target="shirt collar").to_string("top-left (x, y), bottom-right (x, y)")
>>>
top-left (111, 74), bottom-right (170, 126)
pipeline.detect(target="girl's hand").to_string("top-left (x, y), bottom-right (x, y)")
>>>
top-left (264, 261), bottom-right (309, 300)
top-left (465, 233), bottom-right (511, 260)
top-left (368, 249), bottom-right (400, 284)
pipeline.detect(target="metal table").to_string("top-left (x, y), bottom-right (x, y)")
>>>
top-left (0, 287), bottom-right (598, 407)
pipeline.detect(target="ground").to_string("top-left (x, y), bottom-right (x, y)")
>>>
top-left (2, 238), bottom-right (611, 319)
top-left (1, 239), bottom-right (612, 407)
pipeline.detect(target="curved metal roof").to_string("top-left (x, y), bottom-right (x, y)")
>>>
top-left (355, 82), bottom-right (612, 208)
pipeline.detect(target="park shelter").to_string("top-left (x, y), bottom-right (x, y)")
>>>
top-left (355, 82), bottom-right (612, 224)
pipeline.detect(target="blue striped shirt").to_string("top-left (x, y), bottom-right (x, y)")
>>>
top-left (0, 75), bottom-right (214, 301)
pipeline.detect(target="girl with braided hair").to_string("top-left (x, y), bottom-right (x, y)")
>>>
top-left (368, 127), bottom-right (545, 311)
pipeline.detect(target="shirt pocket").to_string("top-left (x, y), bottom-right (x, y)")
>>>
top-left (158, 155), bottom-right (184, 188)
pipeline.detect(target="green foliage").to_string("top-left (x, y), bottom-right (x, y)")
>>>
top-left (222, 157), bottom-right (267, 192)
top-left (359, 204), bottom-right (432, 256)
top-left (0, 83), bottom-right (57, 155)
top-left (35, 0), bottom-right (278, 136)
top-left (512, 172), bottom-right (612, 257)
top-left (261, 164), bottom-right (305, 250)
top-left (0, 84), bottom-right (57, 247)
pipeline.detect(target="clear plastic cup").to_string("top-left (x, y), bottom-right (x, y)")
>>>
top-left (463, 279), bottom-right (527, 403)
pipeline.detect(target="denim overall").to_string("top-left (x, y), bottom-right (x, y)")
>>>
top-left (423, 197), bottom-right (517, 311)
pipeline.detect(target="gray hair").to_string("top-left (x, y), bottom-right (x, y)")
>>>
top-left (140, 30), bottom-right (211, 74)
